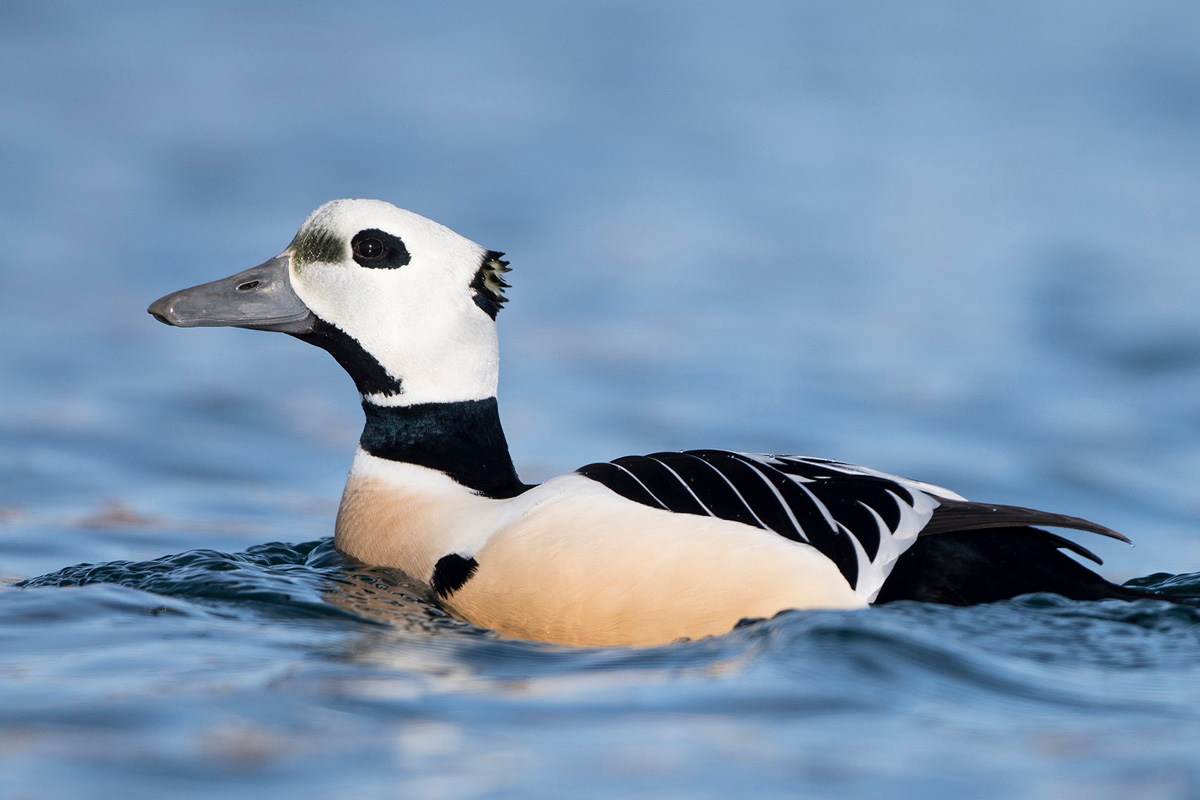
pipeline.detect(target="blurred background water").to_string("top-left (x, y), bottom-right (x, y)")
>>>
top-left (4, 1), bottom-right (1200, 797)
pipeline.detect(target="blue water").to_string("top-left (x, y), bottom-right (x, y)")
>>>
top-left (5, 1), bottom-right (1200, 796)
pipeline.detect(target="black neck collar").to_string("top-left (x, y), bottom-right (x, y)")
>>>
top-left (359, 398), bottom-right (529, 499)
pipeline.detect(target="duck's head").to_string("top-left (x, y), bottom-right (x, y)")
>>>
top-left (148, 199), bottom-right (511, 406)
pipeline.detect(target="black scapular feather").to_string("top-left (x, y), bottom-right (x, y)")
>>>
top-left (920, 498), bottom-right (1130, 546)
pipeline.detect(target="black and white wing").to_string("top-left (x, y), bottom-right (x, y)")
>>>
top-left (576, 450), bottom-right (944, 602)
top-left (576, 450), bottom-right (1132, 604)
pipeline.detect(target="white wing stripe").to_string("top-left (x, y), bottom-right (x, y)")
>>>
top-left (611, 462), bottom-right (669, 510)
top-left (735, 459), bottom-right (810, 544)
top-left (792, 480), bottom-right (839, 532)
top-left (661, 456), bottom-right (772, 531)
top-left (645, 457), bottom-right (717, 517)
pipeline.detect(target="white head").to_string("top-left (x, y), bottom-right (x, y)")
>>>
top-left (149, 199), bottom-right (511, 407)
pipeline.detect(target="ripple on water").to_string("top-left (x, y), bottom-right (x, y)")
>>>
top-left (7, 542), bottom-right (1200, 797)
top-left (13, 540), bottom-right (1200, 697)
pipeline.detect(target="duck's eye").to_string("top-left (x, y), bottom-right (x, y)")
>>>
top-left (350, 229), bottom-right (410, 269)
top-left (353, 237), bottom-right (385, 260)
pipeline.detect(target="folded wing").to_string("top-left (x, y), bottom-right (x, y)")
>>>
top-left (576, 450), bottom-right (1141, 605)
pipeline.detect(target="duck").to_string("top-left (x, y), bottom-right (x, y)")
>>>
top-left (148, 198), bottom-right (1156, 647)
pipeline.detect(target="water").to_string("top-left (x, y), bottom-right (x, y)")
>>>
top-left (8, 548), bottom-right (1200, 797)
top-left (4, 1), bottom-right (1200, 796)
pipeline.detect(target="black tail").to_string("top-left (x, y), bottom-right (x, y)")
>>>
top-left (873, 526), bottom-right (1157, 606)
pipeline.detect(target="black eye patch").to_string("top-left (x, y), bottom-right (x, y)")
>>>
top-left (350, 229), bottom-right (411, 269)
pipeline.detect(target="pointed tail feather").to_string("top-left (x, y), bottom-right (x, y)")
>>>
top-left (875, 526), bottom-right (1154, 605)
top-left (875, 499), bottom-right (1166, 605)
top-left (921, 498), bottom-right (1131, 546)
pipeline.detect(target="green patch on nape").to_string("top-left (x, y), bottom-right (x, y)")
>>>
top-left (470, 250), bottom-right (512, 319)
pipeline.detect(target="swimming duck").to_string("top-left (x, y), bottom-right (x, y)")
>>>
top-left (149, 199), bottom-right (1151, 647)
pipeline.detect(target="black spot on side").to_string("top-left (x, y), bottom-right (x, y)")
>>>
top-left (351, 228), bottom-right (410, 269)
top-left (431, 554), bottom-right (478, 598)
top-left (293, 319), bottom-right (404, 397)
